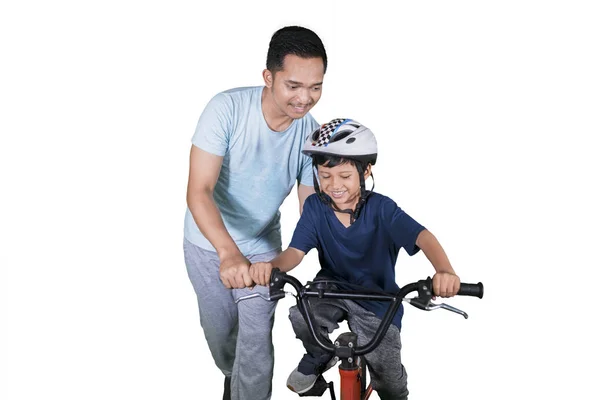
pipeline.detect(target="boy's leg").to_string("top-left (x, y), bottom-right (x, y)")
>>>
top-left (183, 239), bottom-right (237, 395)
top-left (346, 300), bottom-right (409, 400)
top-left (230, 248), bottom-right (281, 400)
top-left (287, 297), bottom-right (347, 393)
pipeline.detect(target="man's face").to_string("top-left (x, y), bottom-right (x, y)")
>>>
top-left (266, 54), bottom-right (324, 119)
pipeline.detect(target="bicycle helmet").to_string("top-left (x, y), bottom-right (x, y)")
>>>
top-left (302, 118), bottom-right (377, 165)
top-left (302, 118), bottom-right (378, 224)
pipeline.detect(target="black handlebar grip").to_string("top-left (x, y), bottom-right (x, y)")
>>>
top-left (457, 282), bottom-right (484, 298)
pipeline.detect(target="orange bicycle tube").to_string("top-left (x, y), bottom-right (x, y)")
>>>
top-left (340, 367), bottom-right (362, 400)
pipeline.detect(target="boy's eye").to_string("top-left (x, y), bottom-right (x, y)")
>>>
top-left (341, 176), bottom-right (351, 179)
top-left (289, 86), bottom-right (298, 89)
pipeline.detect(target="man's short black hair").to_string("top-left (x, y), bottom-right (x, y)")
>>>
top-left (266, 26), bottom-right (327, 73)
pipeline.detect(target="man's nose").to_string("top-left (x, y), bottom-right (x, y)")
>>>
top-left (297, 88), bottom-right (311, 104)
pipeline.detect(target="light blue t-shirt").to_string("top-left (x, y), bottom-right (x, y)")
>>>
top-left (184, 86), bottom-right (319, 255)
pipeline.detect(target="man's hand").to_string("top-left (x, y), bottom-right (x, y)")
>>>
top-left (432, 272), bottom-right (460, 298)
top-left (249, 262), bottom-right (273, 287)
top-left (219, 253), bottom-right (252, 289)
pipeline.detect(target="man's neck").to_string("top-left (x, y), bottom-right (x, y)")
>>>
top-left (261, 87), bottom-right (294, 132)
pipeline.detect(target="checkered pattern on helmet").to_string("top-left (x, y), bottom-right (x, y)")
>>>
top-left (313, 118), bottom-right (346, 147)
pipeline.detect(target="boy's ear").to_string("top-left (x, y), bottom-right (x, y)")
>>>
top-left (364, 164), bottom-right (372, 179)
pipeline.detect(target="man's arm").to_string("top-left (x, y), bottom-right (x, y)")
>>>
top-left (416, 229), bottom-right (460, 297)
top-left (186, 145), bottom-right (251, 288)
top-left (297, 184), bottom-right (315, 215)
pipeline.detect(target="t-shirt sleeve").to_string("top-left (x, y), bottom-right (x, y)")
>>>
top-left (191, 93), bottom-right (232, 156)
top-left (289, 196), bottom-right (319, 253)
top-left (383, 198), bottom-right (426, 256)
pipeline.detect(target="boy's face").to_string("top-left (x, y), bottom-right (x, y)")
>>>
top-left (317, 162), bottom-right (371, 211)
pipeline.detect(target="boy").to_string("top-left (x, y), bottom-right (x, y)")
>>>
top-left (249, 118), bottom-right (462, 399)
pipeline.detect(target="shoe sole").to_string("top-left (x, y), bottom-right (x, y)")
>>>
top-left (287, 383), bottom-right (313, 394)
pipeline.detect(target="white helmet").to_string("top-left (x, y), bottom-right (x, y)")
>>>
top-left (302, 118), bottom-right (378, 165)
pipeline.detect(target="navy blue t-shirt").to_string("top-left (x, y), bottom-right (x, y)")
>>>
top-left (290, 192), bottom-right (426, 329)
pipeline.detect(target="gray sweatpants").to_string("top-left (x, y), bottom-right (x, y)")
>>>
top-left (184, 238), bottom-right (281, 400)
top-left (289, 297), bottom-right (409, 400)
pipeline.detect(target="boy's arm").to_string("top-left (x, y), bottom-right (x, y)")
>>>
top-left (249, 191), bottom-right (315, 286)
top-left (272, 247), bottom-right (305, 272)
top-left (249, 247), bottom-right (305, 286)
top-left (416, 229), bottom-right (460, 297)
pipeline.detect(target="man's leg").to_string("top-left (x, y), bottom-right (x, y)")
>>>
top-left (230, 249), bottom-right (281, 400)
top-left (184, 239), bottom-right (237, 397)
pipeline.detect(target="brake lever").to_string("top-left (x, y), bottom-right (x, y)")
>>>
top-left (405, 297), bottom-right (468, 319)
top-left (235, 290), bottom-right (294, 304)
top-left (234, 292), bottom-right (272, 303)
top-left (426, 302), bottom-right (469, 319)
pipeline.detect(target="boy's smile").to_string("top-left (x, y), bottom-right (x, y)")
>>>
top-left (330, 190), bottom-right (347, 199)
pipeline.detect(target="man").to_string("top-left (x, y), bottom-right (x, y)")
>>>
top-left (183, 26), bottom-right (327, 400)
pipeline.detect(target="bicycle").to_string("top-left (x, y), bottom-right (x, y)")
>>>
top-left (236, 269), bottom-right (484, 399)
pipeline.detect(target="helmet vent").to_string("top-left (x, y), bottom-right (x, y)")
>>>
top-left (331, 130), bottom-right (352, 142)
top-left (311, 129), bottom-right (321, 141)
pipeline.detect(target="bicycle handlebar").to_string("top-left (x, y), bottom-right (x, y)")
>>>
top-left (269, 268), bottom-right (483, 356)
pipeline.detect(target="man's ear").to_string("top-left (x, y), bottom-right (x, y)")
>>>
top-left (263, 69), bottom-right (273, 88)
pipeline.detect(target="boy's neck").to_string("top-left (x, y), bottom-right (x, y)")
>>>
top-left (334, 211), bottom-right (352, 228)
top-left (332, 198), bottom-right (359, 213)
top-left (331, 198), bottom-right (360, 227)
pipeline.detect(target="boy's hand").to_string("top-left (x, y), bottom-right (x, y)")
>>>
top-left (219, 253), bottom-right (252, 289)
top-left (432, 272), bottom-right (460, 298)
top-left (249, 262), bottom-right (273, 287)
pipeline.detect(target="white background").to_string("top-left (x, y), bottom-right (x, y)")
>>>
top-left (1, 1), bottom-right (599, 399)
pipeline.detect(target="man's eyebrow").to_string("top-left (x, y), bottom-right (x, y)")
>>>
top-left (285, 80), bottom-right (323, 87)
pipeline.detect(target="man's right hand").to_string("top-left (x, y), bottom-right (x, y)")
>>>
top-left (219, 253), bottom-right (252, 289)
